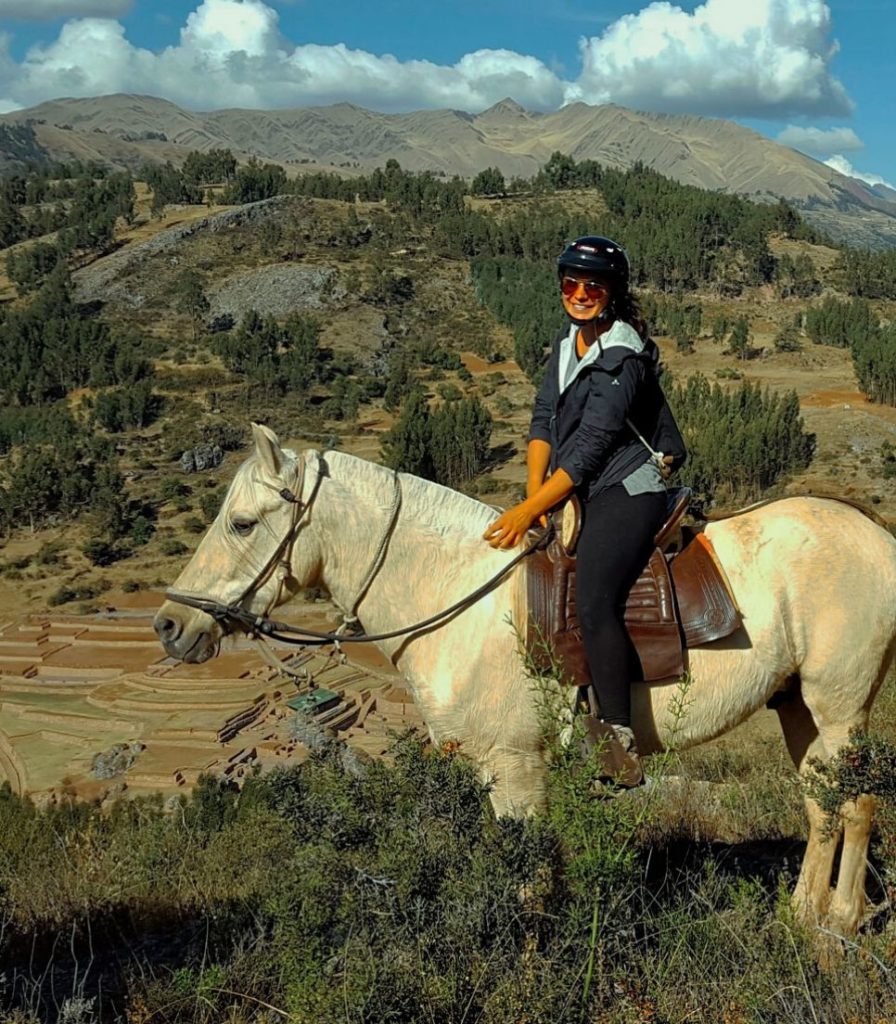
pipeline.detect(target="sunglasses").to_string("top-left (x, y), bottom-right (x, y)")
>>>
top-left (560, 276), bottom-right (610, 301)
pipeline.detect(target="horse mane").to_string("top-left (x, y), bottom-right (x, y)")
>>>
top-left (322, 450), bottom-right (502, 539)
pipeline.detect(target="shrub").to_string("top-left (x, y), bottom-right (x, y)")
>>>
top-left (159, 476), bottom-right (191, 501)
top-left (48, 583), bottom-right (100, 606)
top-left (199, 488), bottom-right (226, 523)
top-left (1, 726), bottom-right (895, 1023)
top-left (81, 538), bottom-right (128, 567)
top-left (35, 542), bottom-right (65, 567)
top-left (128, 515), bottom-right (155, 547)
top-left (773, 329), bottom-right (802, 352)
top-left (159, 538), bottom-right (189, 557)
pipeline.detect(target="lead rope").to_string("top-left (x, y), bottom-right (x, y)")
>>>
top-left (253, 633), bottom-right (312, 682)
top-left (626, 417), bottom-right (664, 467)
top-left (333, 469), bottom-right (403, 658)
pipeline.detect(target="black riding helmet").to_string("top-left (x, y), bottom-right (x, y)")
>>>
top-left (557, 236), bottom-right (629, 290)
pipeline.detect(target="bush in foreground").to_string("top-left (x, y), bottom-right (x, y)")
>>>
top-left (1, 731), bottom-right (895, 1022)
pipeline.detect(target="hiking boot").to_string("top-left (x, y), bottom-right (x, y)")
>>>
top-left (580, 715), bottom-right (644, 789)
top-left (612, 725), bottom-right (637, 752)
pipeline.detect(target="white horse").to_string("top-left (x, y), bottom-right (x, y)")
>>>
top-left (155, 424), bottom-right (896, 937)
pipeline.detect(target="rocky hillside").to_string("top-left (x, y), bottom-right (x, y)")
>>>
top-left (3, 93), bottom-right (896, 248)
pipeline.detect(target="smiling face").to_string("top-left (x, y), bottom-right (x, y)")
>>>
top-left (559, 272), bottom-right (612, 323)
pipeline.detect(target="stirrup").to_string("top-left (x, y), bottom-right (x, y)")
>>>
top-left (580, 714), bottom-right (644, 789)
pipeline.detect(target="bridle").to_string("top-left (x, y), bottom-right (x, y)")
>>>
top-left (166, 451), bottom-right (551, 649)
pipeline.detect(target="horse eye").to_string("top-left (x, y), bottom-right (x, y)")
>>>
top-left (231, 519), bottom-right (256, 536)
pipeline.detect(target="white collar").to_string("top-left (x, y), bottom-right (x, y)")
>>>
top-left (557, 320), bottom-right (644, 394)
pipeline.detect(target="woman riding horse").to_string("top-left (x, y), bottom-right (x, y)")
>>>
top-left (483, 237), bottom-right (687, 783)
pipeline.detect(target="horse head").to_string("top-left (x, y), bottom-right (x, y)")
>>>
top-left (154, 423), bottom-right (323, 662)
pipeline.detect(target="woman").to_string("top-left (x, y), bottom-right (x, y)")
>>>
top-left (483, 236), bottom-right (686, 784)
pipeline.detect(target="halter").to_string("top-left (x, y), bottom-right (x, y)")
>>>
top-left (166, 451), bottom-right (551, 648)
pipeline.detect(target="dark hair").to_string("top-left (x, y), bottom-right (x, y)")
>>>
top-left (608, 287), bottom-right (647, 339)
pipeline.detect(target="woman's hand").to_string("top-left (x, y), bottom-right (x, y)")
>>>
top-left (660, 454), bottom-right (676, 480)
top-left (483, 501), bottom-right (540, 550)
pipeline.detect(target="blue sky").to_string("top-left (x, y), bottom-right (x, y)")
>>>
top-left (0, 0), bottom-right (893, 187)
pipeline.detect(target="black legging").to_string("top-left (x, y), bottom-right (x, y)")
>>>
top-left (575, 484), bottom-right (667, 727)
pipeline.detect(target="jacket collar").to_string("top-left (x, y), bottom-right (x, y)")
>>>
top-left (558, 319), bottom-right (645, 394)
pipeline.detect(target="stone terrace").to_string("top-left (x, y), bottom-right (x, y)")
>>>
top-left (0, 601), bottom-right (422, 803)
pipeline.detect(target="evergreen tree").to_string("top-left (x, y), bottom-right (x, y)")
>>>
top-left (429, 396), bottom-right (493, 487)
top-left (471, 167), bottom-right (505, 196)
top-left (6, 242), bottom-right (63, 295)
top-left (182, 148), bottom-right (238, 185)
top-left (0, 195), bottom-right (25, 249)
top-left (668, 374), bottom-right (814, 508)
top-left (726, 317), bottom-right (752, 360)
top-left (223, 159), bottom-right (287, 204)
top-left (381, 389), bottom-right (433, 478)
top-left (173, 270), bottom-right (210, 340)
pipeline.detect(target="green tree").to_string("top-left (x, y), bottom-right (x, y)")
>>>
top-left (223, 159), bottom-right (287, 204)
top-left (726, 316), bottom-right (751, 360)
top-left (0, 195), bottom-right (25, 249)
top-left (182, 148), bottom-right (238, 185)
top-left (668, 374), bottom-right (814, 508)
top-left (429, 396), bottom-right (493, 487)
top-left (471, 167), bottom-right (505, 196)
top-left (173, 270), bottom-right (210, 341)
top-left (381, 389), bottom-right (433, 478)
top-left (281, 313), bottom-right (323, 393)
top-left (6, 242), bottom-right (62, 295)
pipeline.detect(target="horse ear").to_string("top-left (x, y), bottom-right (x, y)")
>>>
top-left (251, 422), bottom-right (286, 478)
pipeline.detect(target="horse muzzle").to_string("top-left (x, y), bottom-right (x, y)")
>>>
top-left (153, 600), bottom-right (223, 663)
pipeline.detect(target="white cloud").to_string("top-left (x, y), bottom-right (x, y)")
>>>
top-left (0, 0), bottom-right (852, 121)
top-left (776, 124), bottom-right (863, 156)
top-left (0, 0), bottom-right (132, 20)
top-left (824, 154), bottom-right (894, 191)
top-left (570, 0), bottom-right (852, 118)
top-left (2, 2), bottom-right (568, 113)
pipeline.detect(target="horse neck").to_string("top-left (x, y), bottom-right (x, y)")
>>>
top-left (310, 466), bottom-right (399, 622)
top-left (307, 459), bottom-right (510, 644)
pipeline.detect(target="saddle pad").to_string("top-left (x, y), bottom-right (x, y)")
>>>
top-left (526, 531), bottom-right (741, 686)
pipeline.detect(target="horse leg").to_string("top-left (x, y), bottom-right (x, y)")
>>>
top-left (827, 794), bottom-right (875, 936)
top-left (482, 746), bottom-right (549, 817)
top-left (795, 694), bottom-right (878, 937)
top-left (776, 692), bottom-right (841, 923)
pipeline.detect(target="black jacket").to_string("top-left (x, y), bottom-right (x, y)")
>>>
top-left (528, 321), bottom-right (687, 500)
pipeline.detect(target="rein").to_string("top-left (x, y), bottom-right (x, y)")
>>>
top-left (166, 452), bottom-right (551, 648)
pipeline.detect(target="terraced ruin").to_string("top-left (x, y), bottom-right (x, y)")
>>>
top-left (0, 594), bottom-right (422, 803)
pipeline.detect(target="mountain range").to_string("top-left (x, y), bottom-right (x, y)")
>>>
top-left (2, 93), bottom-right (895, 249)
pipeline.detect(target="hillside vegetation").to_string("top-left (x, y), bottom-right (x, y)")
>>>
top-left (2, 152), bottom-right (896, 611)
top-left (6, 93), bottom-right (896, 247)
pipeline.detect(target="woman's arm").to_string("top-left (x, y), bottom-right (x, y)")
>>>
top-left (526, 438), bottom-right (552, 499)
top-left (484, 358), bottom-right (643, 549)
top-left (483, 465), bottom-right (574, 550)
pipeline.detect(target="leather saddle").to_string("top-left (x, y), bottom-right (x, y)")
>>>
top-left (526, 487), bottom-right (742, 685)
